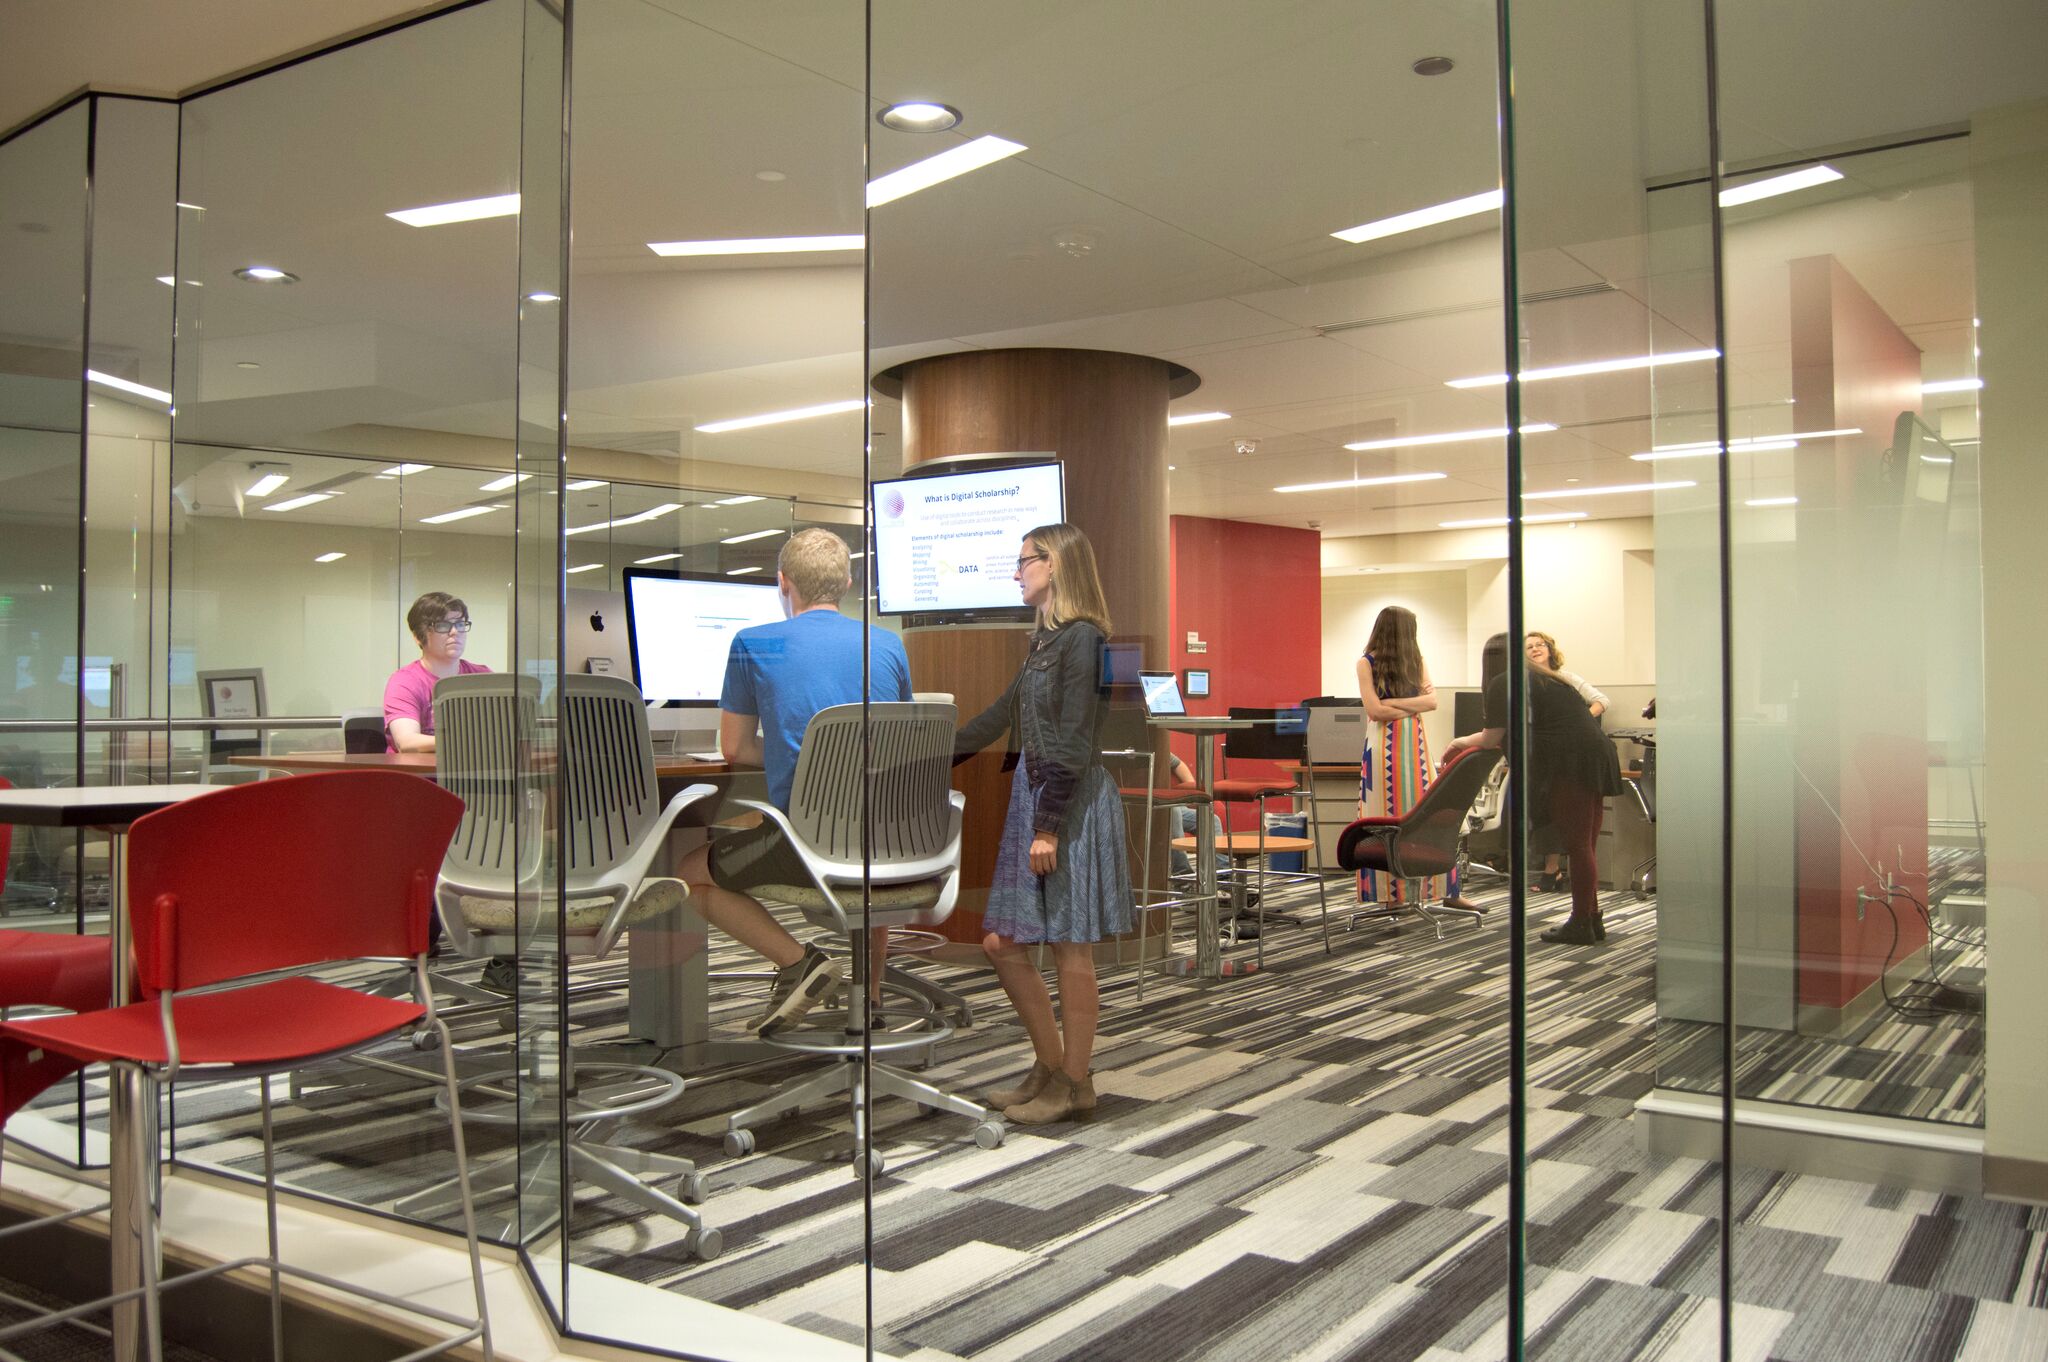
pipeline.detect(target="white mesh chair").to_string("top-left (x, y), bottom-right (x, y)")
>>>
top-left (718, 702), bottom-right (1003, 1175)
top-left (401, 672), bottom-right (724, 1259)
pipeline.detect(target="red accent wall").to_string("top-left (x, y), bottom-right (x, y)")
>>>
top-left (1167, 516), bottom-right (1323, 784)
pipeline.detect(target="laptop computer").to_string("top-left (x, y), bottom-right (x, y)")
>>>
top-left (1138, 670), bottom-right (1189, 718)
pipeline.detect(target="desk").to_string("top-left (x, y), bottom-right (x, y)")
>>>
top-left (0, 783), bottom-right (219, 1362)
top-left (229, 750), bottom-right (751, 1057)
top-left (1148, 717), bottom-right (1250, 979)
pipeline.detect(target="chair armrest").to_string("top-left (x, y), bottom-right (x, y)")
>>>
top-left (1334, 818), bottom-right (1400, 872)
top-left (727, 799), bottom-right (853, 935)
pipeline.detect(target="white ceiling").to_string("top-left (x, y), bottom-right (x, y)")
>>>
top-left (1, 0), bottom-right (2033, 543)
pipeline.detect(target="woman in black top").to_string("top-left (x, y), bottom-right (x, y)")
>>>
top-left (955, 523), bottom-right (1131, 1124)
top-left (1444, 633), bottom-right (1624, 943)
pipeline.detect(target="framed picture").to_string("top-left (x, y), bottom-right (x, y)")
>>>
top-left (198, 668), bottom-right (267, 748)
top-left (1182, 668), bottom-right (1211, 699)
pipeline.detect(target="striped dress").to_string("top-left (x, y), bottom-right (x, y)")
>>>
top-left (1357, 657), bottom-right (1454, 904)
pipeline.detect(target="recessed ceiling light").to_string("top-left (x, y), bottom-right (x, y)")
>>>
top-left (1332, 188), bottom-right (1501, 245)
top-left (245, 471), bottom-right (290, 497)
top-left (263, 492), bottom-right (335, 513)
top-left (314, 551), bottom-right (346, 563)
top-left (726, 566), bottom-right (762, 576)
top-left (634, 552), bottom-right (683, 565)
top-left (86, 370), bottom-right (171, 404)
top-left (566, 563), bottom-right (604, 574)
top-left (1438, 512), bottom-right (1590, 529)
top-left (1274, 471), bottom-right (1448, 494)
top-left (1411, 56), bottom-right (1455, 77)
top-left (1921, 377), bottom-right (1983, 394)
top-left (720, 528), bottom-right (784, 544)
top-left (1524, 480), bottom-right (1696, 500)
top-left (1745, 496), bottom-right (1798, 507)
top-left (696, 399), bottom-right (867, 434)
top-left (386, 193), bottom-right (520, 227)
top-left (1167, 411), bottom-right (1230, 427)
top-left (867, 135), bottom-right (1027, 208)
top-left (1719, 165), bottom-right (1842, 207)
top-left (526, 291), bottom-right (560, 303)
top-left (480, 473), bottom-right (529, 492)
top-left (712, 495), bottom-right (764, 506)
top-left (567, 479), bottom-right (608, 491)
top-left (648, 234), bottom-right (863, 257)
top-left (380, 463), bottom-right (433, 476)
top-left (877, 101), bottom-right (963, 133)
top-left (1344, 422), bottom-right (1556, 452)
top-left (233, 266), bottom-right (298, 284)
top-left (1447, 347), bottom-right (1720, 389)
top-left (419, 505), bottom-right (502, 525)
top-left (154, 276), bottom-right (201, 286)
top-left (235, 361), bottom-right (261, 370)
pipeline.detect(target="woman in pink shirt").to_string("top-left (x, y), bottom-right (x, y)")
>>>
top-left (383, 592), bottom-right (490, 752)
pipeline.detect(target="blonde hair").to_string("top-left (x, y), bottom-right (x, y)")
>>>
top-left (1527, 631), bottom-right (1564, 671)
top-left (777, 527), bottom-right (852, 607)
top-left (1024, 522), bottom-right (1112, 635)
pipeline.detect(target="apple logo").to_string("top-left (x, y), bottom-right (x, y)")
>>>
top-left (590, 610), bottom-right (605, 633)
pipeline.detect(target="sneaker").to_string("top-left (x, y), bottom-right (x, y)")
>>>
top-left (754, 945), bottom-right (845, 1036)
top-left (476, 955), bottom-right (520, 997)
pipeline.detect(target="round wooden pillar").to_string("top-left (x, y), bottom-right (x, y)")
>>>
top-left (873, 348), bottom-right (1198, 943)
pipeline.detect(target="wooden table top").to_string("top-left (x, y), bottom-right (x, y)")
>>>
top-left (227, 751), bottom-right (735, 779)
top-left (0, 783), bottom-right (223, 828)
top-left (1171, 833), bottom-right (1315, 856)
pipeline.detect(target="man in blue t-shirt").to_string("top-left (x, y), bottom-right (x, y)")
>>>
top-left (677, 527), bottom-right (912, 1034)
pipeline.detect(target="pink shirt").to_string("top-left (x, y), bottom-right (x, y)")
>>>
top-left (383, 659), bottom-right (490, 751)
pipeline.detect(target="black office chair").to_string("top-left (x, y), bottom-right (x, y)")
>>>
top-left (341, 708), bottom-right (386, 754)
top-left (1625, 740), bottom-right (1656, 897)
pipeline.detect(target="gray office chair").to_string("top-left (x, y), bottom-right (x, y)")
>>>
top-left (718, 702), bottom-right (1002, 1176)
top-left (398, 672), bottom-right (724, 1258)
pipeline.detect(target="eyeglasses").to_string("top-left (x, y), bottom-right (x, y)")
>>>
top-left (1015, 553), bottom-right (1049, 572)
top-left (427, 619), bottom-right (473, 636)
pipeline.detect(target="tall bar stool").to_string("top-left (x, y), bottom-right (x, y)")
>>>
top-left (1210, 707), bottom-right (1328, 954)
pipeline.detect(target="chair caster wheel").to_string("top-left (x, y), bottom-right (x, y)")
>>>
top-left (854, 1147), bottom-right (884, 1179)
top-left (723, 1129), bottom-right (755, 1157)
top-left (410, 1028), bottom-right (440, 1051)
top-left (687, 1227), bottom-right (723, 1261)
top-left (974, 1120), bottom-right (1005, 1150)
top-left (682, 1172), bottom-right (708, 1203)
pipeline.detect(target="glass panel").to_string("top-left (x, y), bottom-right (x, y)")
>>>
top-left (163, 0), bottom-right (530, 1241)
top-left (0, 100), bottom-right (91, 1165)
top-left (1501, 0), bottom-right (1731, 1352)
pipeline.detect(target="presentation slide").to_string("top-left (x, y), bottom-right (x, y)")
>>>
top-left (872, 462), bottom-right (1065, 615)
top-left (626, 574), bottom-right (784, 703)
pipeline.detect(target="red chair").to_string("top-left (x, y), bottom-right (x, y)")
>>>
top-left (0, 771), bottom-right (492, 1362)
top-left (1336, 746), bottom-right (1501, 939)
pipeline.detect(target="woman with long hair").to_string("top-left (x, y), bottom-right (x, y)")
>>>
top-left (1523, 631), bottom-right (1610, 891)
top-left (1355, 606), bottom-right (1458, 905)
top-left (1445, 633), bottom-right (1624, 943)
top-left (956, 523), bottom-right (1131, 1125)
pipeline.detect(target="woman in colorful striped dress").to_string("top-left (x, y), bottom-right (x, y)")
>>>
top-left (1355, 605), bottom-right (1452, 905)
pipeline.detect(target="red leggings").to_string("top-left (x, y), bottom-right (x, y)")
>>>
top-left (1548, 784), bottom-right (1605, 924)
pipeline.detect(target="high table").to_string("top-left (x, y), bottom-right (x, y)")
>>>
top-left (229, 751), bottom-right (751, 1056)
top-left (0, 783), bottom-right (220, 1362)
top-left (1148, 716), bottom-right (1252, 979)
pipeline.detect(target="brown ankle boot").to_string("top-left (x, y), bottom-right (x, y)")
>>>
top-left (1006, 1070), bottom-right (1093, 1125)
top-left (987, 1060), bottom-right (1054, 1111)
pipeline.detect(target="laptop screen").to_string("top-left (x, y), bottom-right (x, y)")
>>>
top-left (1139, 671), bottom-right (1187, 717)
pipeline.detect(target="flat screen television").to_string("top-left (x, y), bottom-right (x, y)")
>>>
top-left (870, 459), bottom-right (1065, 620)
top-left (623, 567), bottom-right (785, 706)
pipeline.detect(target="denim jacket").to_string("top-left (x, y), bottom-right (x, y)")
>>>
top-left (954, 620), bottom-right (1109, 834)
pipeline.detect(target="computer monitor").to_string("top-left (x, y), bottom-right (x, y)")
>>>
top-left (1183, 668), bottom-right (1211, 699)
top-left (566, 588), bottom-right (632, 678)
top-left (623, 568), bottom-right (784, 706)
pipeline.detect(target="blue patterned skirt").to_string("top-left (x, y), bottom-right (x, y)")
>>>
top-left (983, 758), bottom-right (1133, 944)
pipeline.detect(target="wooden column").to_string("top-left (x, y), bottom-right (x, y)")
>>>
top-left (874, 348), bottom-right (1197, 943)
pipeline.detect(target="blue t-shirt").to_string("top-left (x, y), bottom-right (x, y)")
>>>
top-left (719, 609), bottom-right (913, 810)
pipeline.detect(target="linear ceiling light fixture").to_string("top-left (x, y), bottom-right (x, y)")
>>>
top-left (313, 551), bottom-right (347, 563)
top-left (634, 552), bottom-right (684, 565)
top-left (696, 398), bottom-right (868, 434)
top-left (648, 234), bottom-right (863, 257)
top-left (712, 495), bottom-right (764, 506)
top-left (1746, 496), bottom-right (1799, 507)
top-left (1168, 411), bottom-right (1231, 427)
top-left (86, 370), bottom-right (172, 404)
top-left (387, 193), bottom-right (521, 227)
top-left (245, 472), bottom-right (291, 498)
top-left (1447, 348), bottom-right (1721, 389)
top-left (419, 505), bottom-right (502, 525)
top-left (1718, 165), bottom-right (1842, 207)
top-left (263, 493), bottom-right (335, 513)
top-left (720, 529), bottom-right (785, 544)
top-left (1631, 438), bottom-right (1799, 462)
top-left (1921, 377), bottom-right (1983, 394)
top-left (866, 136), bottom-right (1027, 208)
top-left (380, 463), bottom-right (433, 477)
top-left (726, 566), bottom-right (762, 576)
top-left (1332, 188), bottom-right (1502, 244)
top-left (566, 563), bottom-right (604, 575)
top-left (1438, 512), bottom-right (1589, 529)
top-left (479, 473), bottom-right (530, 492)
top-left (567, 479), bottom-right (608, 491)
top-left (1274, 471), bottom-right (1449, 494)
top-left (566, 502), bottom-right (684, 536)
top-left (1524, 479), bottom-right (1697, 500)
top-left (1344, 422), bottom-right (1556, 452)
